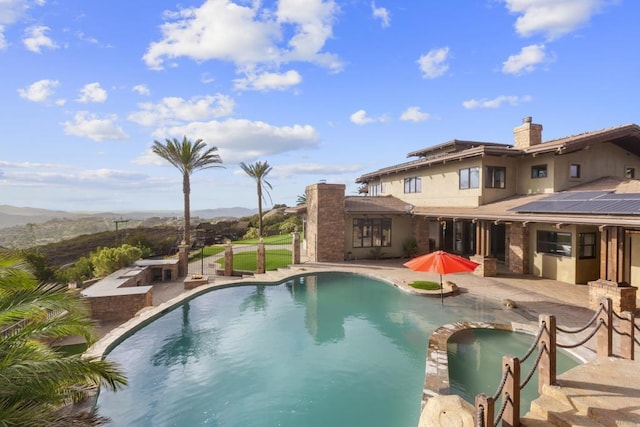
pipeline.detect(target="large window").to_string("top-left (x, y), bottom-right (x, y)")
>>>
top-left (369, 182), bottom-right (385, 196)
top-left (352, 218), bottom-right (392, 248)
top-left (531, 164), bottom-right (547, 178)
top-left (578, 232), bottom-right (597, 259)
top-left (537, 230), bottom-right (572, 256)
top-left (459, 167), bottom-right (479, 189)
top-left (404, 177), bottom-right (421, 193)
top-left (485, 166), bottom-right (506, 189)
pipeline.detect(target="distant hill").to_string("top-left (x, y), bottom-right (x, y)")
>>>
top-left (0, 205), bottom-right (258, 250)
top-left (0, 205), bottom-right (257, 229)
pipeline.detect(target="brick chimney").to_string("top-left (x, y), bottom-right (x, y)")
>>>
top-left (513, 116), bottom-right (543, 149)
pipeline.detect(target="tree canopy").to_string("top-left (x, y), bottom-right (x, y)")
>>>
top-left (152, 136), bottom-right (223, 245)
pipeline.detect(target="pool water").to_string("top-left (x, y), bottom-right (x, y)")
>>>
top-left (97, 272), bottom-right (540, 426)
top-left (448, 328), bottom-right (578, 417)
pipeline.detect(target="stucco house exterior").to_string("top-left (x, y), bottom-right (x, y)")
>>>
top-left (304, 117), bottom-right (640, 288)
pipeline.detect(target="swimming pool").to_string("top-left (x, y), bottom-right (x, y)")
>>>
top-left (96, 272), bottom-right (535, 426)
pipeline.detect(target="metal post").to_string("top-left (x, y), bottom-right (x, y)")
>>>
top-left (201, 245), bottom-right (204, 275)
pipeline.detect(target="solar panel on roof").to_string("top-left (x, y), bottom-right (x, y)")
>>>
top-left (510, 191), bottom-right (640, 215)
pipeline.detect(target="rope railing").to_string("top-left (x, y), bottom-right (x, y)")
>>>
top-left (557, 319), bottom-right (604, 349)
top-left (520, 342), bottom-right (546, 390)
top-left (556, 303), bottom-right (603, 334)
top-left (474, 297), bottom-right (637, 426)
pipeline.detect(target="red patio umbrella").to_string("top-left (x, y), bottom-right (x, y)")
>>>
top-left (403, 250), bottom-right (480, 305)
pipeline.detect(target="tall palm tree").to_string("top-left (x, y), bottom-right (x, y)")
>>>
top-left (239, 161), bottom-right (273, 237)
top-left (0, 250), bottom-right (127, 426)
top-left (152, 136), bottom-right (223, 246)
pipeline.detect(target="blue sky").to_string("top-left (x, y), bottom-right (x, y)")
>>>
top-left (1, 0), bottom-right (639, 212)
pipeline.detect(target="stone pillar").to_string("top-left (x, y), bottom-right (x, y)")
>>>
top-left (588, 279), bottom-right (637, 313)
top-left (257, 240), bottom-right (266, 274)
top-left (305, 183), bottom-right (346, 262)
top-left (292, 232), bottom-right (301, 264)
top-left (224, 244), bottom-right (233, 276)
top-left (471, 255), bottom-right (496, 277)
top-left (178, 244), bottom-right (189, 277)
top-left (412, 216), bottom-right (430, 254)
top-left (507, 222), bottom-right (530, 274)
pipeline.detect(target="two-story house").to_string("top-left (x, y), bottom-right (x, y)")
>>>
top-left (304, 117), bottom-right (640, 286)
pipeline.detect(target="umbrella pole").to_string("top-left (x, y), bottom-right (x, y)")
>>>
top-left (440, 274), bottom-right (444, 305)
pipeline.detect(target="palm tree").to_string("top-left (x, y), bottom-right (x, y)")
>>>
top-left (0, 250), bottom-right (127, 426)
top-left (152, 136), bottom-right (223, 246)
top-left (296, 193), bottom-right (307, 206)
top-left (239, 161), bottom-right (273, 237)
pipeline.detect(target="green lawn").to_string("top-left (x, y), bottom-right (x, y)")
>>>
top-left (215, 249), bottom-right (292, 271)
top-left (408, 280), bottom-right (441, 290)
top-left (188, 245), bottom-right (225, 262)
top-left (235, 234), bottom-right (295, 245)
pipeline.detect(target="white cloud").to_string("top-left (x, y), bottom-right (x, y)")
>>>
top-left (0, 160), bottom-right (70, 169)
top-left (271, 162), bottom-right (363, 179)
top-left (62, 111), bottom-right (129, 141)
top-left (400, 106), bottom-right (430, 122)
top-left (76, 82), bottom-right (108, 103)
top-left (503, 0), bottom-right (607, 40)
top-left (502, 44), bottom-right (547, 74)
top-left (128, 94), bottom-right (235, 127)
top-left (132, 84), bottom-right (151, 96)
top-left (147, 118), bottom-right (320, 164)
top-left (462, 95), bottom-right (532, 109)
top-left (0, 26), bottom-right (6, 50)
top-left (143, 0), bottom-right (342, 73)
top-left (371, 2), bottom-right (390, 28)
top-left (233, 69), bottom-right (302, 91)
top-left (17, 79), bottom-right (59, 102)
top-left (350, 109), bottom-right (386, 125)
top-left (22, 25), bottom-right (57, 53)
top-left (417, 47), bottom-right (450, 79)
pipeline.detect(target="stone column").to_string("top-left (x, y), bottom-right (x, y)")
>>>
top-left (305, 183), bottom-right (345, 262)
top-left (257, 240), bottom-right (266, 274)
top-left (412, 216), bottom-right (430, 254)
top-left (292, 232), bottom-right (301, 264)
top-left (224, 244), bottom-right (233, 276)
top-left (507, 222), bottom-right (529, 274)
top-left (178, 243), bottom-right (189, 277)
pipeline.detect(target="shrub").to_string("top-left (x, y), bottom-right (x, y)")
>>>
top-left (89, 244), bottom-right (144, 277)
top-left (402, 237), bottom-right (419, 258)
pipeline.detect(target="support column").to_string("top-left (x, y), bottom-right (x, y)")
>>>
top-left (178, 244), bottom-right (189, 277)
top-left (224, 244), bottom-right (233, 276)
top-left (292, 231), bottom-right (301, 264)
top-left (507, 222), bottom-right (530, 274)
top-left (257, 240), bottom-right (266, 274)
top-left (601, 226), bottom-right (626, 283)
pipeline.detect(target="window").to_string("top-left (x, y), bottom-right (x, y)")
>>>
top-left (369, 182), bottom-right (384, 196)
top-left (485, 166), bottom-right (506, 189)
top-left (569, 163), bottom-right (581, 179)
top-left (531, 164), bottom-right (547, 178)
top-left (459, 167), bottom-right (479, 189)
top-left (352, 218), bottom-right (392, 248)
top-left (404, 177), bottom-right (421, 193)
top-left (626, 167), bottom-right (635, 179)
top-left (578, 232), bottom-right (597, 259)
top-left (537, 230), bottom-right (572, 256)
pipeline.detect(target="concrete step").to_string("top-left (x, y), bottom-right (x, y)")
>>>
top-left (527, 394), bottom-right (605, 427)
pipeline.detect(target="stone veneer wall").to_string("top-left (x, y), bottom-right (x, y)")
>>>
top-left (588, 279), bottom-right (637, 313)
top-left (306, 183), bottom-right (346, 262)
top-left (412, 216), bottom-right (431, 254)
top-left (87, 291), bottom-right (153, 322)
top-left (507, 223), bottom-right (529, 274)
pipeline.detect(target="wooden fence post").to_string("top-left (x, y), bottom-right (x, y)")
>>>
top-left (475, 394), bottom-right (494, 427)
top-left (620, 311), bottom-right (635, 360)
top-left (502, 355), bottom-right (520, 427)
top-left (538, 314), bottom-right (556, 394)
top-left (597, 298), bottom-right (613, 357)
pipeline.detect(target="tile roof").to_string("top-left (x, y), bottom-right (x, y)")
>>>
top-left (345, 195), bottom-right (412, 214)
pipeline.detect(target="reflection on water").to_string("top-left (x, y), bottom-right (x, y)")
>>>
top-left (97, 272), bottom-right (530, 427)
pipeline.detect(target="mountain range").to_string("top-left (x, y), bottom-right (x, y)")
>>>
top-left (0, 205), bottom-right (257, 230)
